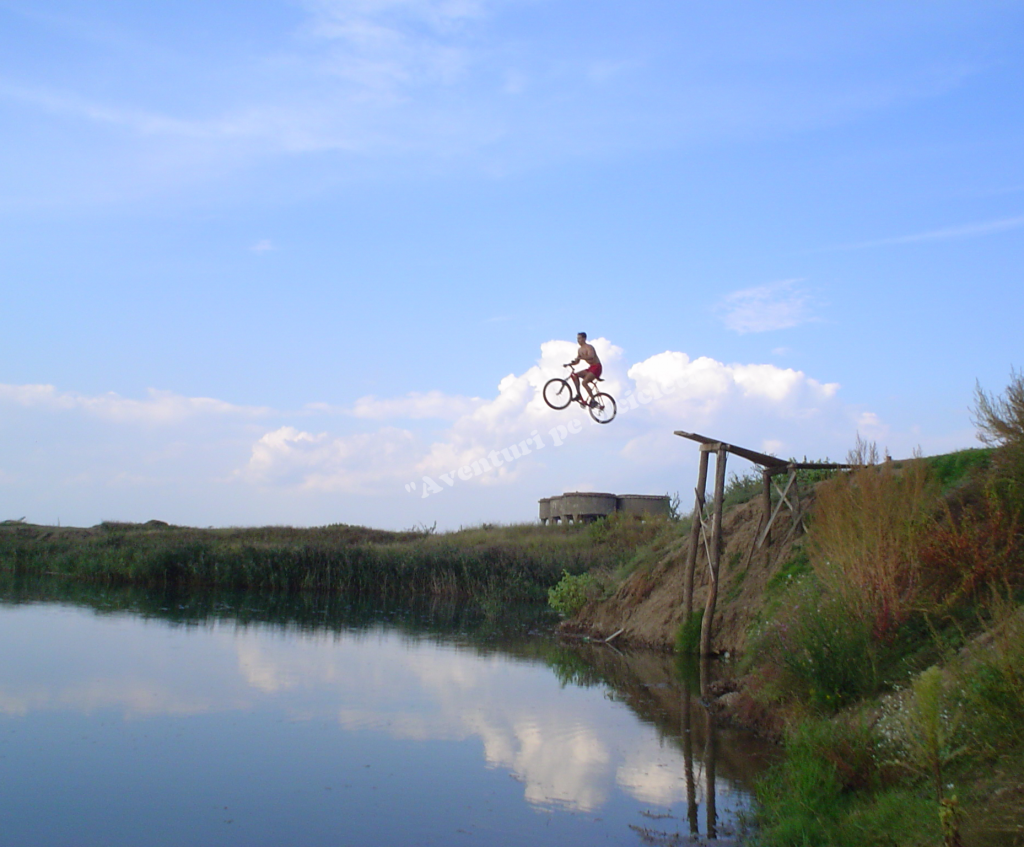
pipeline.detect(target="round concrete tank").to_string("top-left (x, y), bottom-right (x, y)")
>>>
top-left (559, 491), bottom-right (617, 522)
top-left (616, 494), bottom-right (671, 518)
top-left (538, 497), bottom-right (553, 524)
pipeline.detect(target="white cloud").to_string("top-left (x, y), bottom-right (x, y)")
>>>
top-left (623, 350), bottom-right (847, 462)
top-left (241, 424), bottom-right (420, 493)
top-left (237, 340), bottom-right (855, 501)
top-left (717, 279), bottom-right (817, 334)
top-left (351, 390), bottom-right (483, 420)
top-left (412, 337), bottom-right (625, 479)
top-left (0, 343), bottom-right (901, 525)
top-left (0, 383), bottom-right (270, 425)
top-left (628, 351), bottom-right (838, 418)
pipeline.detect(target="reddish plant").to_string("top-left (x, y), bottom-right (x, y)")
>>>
top-left (919, 503), bottom-right (1022, 604)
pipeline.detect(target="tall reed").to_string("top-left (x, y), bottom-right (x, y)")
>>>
top-left (808, 459), bottom-right (937, 639)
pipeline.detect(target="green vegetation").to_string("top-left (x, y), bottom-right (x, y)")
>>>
top-left (0, 520), bottom-right (640, 606)
top-left (579, 512), bottom-right (689, 601)
top-left (674, 608), bottom-right (704, 654)
top-left (750, 370), bottom-right (1024, 846)
top-left (714, 458), bottom-right (839, 513)
top-left (547, 569), bottom-right (596, 616)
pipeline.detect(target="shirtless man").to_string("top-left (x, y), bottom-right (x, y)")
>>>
top-left (565, 332), bottom-right (603, 407)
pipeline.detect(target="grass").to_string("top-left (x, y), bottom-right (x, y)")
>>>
top-left (755, 712), bottom-right (947, 847)
top-left (750, 380), bottom-right (1024, 846)
top-left (0, 519), bottom-right (640, 604)
top-left (674, 608), bottom-right (703, 654)
top-left (925, 447), bottom-right (994, 491)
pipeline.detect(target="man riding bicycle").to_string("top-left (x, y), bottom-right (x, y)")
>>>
top-left (566, 332), bottom-right (602, 407)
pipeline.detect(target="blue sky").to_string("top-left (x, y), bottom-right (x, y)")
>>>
top-left (2, 0), bottom-right (1022, 529)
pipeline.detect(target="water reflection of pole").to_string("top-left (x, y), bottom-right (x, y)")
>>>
top-left (704, 701), bottom-right (718, 838)
top-left (681, 667), bottom-right (698, 836)
top-left (701, 653), bottom-right (718, 839)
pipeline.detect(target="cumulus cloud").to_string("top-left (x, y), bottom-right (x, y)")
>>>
top-left (619, 350), bottom-right (856, 463)
top-left (234, 340), bottom-right (863, 498)
top-left (628, 351), bottom-right (838, 420)
top-left (241, 424), bottom-right (420, 493)
top-left (412, 337), bottom-right (625, 480)
top-left (717, 279), bottom-right (817, 334)
top-left (2, 341), bottom-right (883, 525)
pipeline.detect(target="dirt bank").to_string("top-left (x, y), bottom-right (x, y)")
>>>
top-left (565, 497), bottom-right (804, 653)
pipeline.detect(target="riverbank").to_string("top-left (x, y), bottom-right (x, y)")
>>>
top-left (0, 515), bottom-right (676, 605)
top-left (565, 437), bottom-right (1024, 845)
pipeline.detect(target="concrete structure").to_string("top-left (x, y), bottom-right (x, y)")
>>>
top-left (539, 492), bottom-right (671, 524)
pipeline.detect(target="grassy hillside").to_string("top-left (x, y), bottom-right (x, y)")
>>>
top-left (554, 371), bottom-right (1024, 845)
top-left (739, 371), bottom-right (1024, 846)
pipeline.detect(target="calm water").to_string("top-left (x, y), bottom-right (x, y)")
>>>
top-left (0, 583), bottom-right (773, 847)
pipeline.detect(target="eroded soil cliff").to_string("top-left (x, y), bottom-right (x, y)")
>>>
top-left (566, 498), bottom-right (804, 653)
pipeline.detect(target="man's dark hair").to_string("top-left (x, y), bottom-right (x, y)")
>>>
top-left (578, 332), bottom-right (587, 340)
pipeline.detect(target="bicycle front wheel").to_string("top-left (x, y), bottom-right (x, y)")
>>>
top-left (588, 393), bottom-right (617, 424)
top-left (543, 378), bottom-right (574, 410)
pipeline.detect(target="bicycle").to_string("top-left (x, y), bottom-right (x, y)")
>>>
top-left (543, 366), bottom-right (617, 424)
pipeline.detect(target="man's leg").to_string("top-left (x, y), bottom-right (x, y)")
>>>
top-left (581, 373), bottom-right (597, 403)
top-left (570, 373), bottom-right (583, 402)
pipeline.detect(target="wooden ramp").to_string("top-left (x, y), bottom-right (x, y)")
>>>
top-left (674, 431), bottom-right (858, 656)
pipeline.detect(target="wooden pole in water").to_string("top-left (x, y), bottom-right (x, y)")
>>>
top-left (683, 449), bottom-right (711, 626)
top-left (700, 445), bottom-right (728, 656)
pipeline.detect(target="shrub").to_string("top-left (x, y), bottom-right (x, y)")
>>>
top-left (960, 592), bottom-right (1024, 750)
top-left (919, 501), bottom-right (1022, 604)
top-left (808, 458), bottom-right (938, 640)
top-left (721, 469), bottom-right (763, 510)
top-left (773, 583), bottom-right (886, 711)
top-left (882, 666), bottom-right (969, 803)
top-left (973, 367), bottom-right (1024, 514)
top-left (547, 569), bottom-right (596, 616)
top-left (674, 608), bottom-right (703, 654)
top-left (973, 367), bottom-right (1024, 449)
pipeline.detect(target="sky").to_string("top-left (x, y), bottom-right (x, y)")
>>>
top-left (2, 0), bottom-right (1022, 530)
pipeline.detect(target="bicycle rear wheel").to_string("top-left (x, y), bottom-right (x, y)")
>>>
top-left (588, 393), bottom-right (616, 424)
top-left (543, 378), bottom-right (574, 410)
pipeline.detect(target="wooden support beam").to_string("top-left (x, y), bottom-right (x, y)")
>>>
top-left (761, 469), bottom-right (772, 549)
top-left (683, 449), bottom-right (710, 624)
top-left (756, 470), bottom-right (800, 548)
top-left (700, 445), bottom-right (727, 656)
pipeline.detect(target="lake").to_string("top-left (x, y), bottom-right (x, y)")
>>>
top-left (0, 582), bottom-right (773, 846)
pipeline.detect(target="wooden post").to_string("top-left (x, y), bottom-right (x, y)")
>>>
top-left (761, 468), bottom-right (772, 550)
top-left (700, 445), bottom-right (727, 656)
top-left (683, 449), bottom-right (710, 626)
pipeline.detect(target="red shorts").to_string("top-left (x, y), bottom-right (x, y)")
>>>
top-left (584, 362), bottom-right (602, 378)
